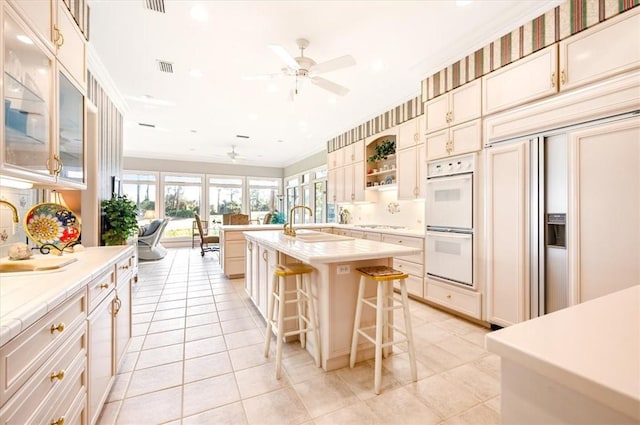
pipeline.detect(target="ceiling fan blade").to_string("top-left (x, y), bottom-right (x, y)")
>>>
top-left (310, 55), bottom-right (356, 74)
top-left (268, 44), bottom-right (300, 71)
top-left (310, 76), bottom-right (350, 96)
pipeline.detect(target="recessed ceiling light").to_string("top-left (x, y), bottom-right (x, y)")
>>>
top-left (16, 35), bottom-right (33, 44)
top-left (190, 5), bottom-right (208, 21)
top-left (456, 0), bottom-right (473, 6)
top-left (190, 129), bottom-right (197, 133)
top-left (328, 96), bottom-right (337, 104)
top-left (249, 114), bottom-right (259, 121)
top-left (189, 68), bottom-right (203, 78)
top-left (298, 120), bottom-right (307, 128)
top-left (371, 59), bottom-right (384, 72)
top-left (276, 139), bottom-right (285, 143)
top-left (267, 83), bottom-right (278, 93)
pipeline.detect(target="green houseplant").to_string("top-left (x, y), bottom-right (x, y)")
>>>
top-left (367, 139), bottom-right (396, 162)
top-left (101, 194), bottom-right (139, 245)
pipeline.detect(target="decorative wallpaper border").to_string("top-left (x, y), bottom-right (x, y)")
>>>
top-left (422, 0), bottom-right (640, 101)
top-left (327, 0), bottom-right (638, 153)
top-left (327, 96), bottom-right (423, 152)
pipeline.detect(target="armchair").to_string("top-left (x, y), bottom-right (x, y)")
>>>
top-left (137, 218), bottom-right (169, 261)
top-left (195, 213), bottom-right (219, 256)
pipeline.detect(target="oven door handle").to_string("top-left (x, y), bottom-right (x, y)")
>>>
top-left (426, 172), bottom-right (472, 182)
top-left (427, 231), bottom-right (472, 239)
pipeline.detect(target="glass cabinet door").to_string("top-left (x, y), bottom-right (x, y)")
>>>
top-left (3, 12), bottom-right (53, 177)
top-left (58, 72), bottom-right (84, 184)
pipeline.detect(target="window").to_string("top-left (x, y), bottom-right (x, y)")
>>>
top-left (208, 176), bottom-right (243, 224)
top-left (284, 167), bottom-right (328, 223)
top-left (122, 172), bottom-right (158, 220)
top-left (163, 174), bottom-right (202, 238)
top-left (248, 178), bottom-right (280, 223)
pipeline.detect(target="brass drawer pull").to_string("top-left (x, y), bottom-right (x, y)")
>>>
top-left (50, 370), bottom-right (65, 381)
top-left (446, 294), bottom-right (452, 299)
top-left (50, 323), bottom-right (65, 334)
top-left (119, 264), bottom-right (130, 270)
top-left (51, 417), bottom-right (64, 425)
top-left (100, 283), bottom-right (109, 289)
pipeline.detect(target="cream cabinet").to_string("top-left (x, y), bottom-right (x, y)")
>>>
top-left (482, 45), bottom-right (558, 116)
top-left (424, 277), bottom-right (482, 319)
top-left (327, 168), bottom-right (338, 203)
top-left (54, 0), bottom-right (87, 89)
top-left (2, 1), bottom-right (86, 188)
top-left (559, 7), bottom-right (640, 92)
top-left (426, 119), bottom-right (481, 161)
top-left (426, 79), bottom-right (481, 133)
top-left (380, 234), bottom-right (425, 298)
top-left (485, 139), bottom-right (530, 327)
top-left (344, 139), bottom-right (364, 163)
top-left (257, 244), bottom-right (277, 317)
top-left (397, 142), bottom-right (427, 200)
top-left (220, 230), bottom-right (246, 278)
top-left (0, 287), bottom-right (87, 425)
top-left (397, 115), bottom-right (425, 151)
top-left (327, 149), bottom-right (343, 170)
top-left (343, 161), bottom-right (365, 202)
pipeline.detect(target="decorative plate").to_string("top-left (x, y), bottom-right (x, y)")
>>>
top-left (384, 175), bottom-right (393, 185)
top-left (24, 203), bottom-right (81, 250)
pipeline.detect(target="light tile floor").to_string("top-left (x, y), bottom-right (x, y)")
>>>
top-left (97, 248), bottom-right (500, 425)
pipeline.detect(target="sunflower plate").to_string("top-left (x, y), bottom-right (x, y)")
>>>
top-left (24, 203), bottom-right (81, 250)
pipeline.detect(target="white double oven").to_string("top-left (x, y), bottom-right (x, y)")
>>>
top-left (425, 154), bottom-right (477, 288)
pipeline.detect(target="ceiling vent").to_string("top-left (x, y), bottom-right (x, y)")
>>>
top-left (236, 134), bottom-right (250, 139)
top-left (157, 60), bottom-right (174, 73)
top-left (145, 0), bottom-right (165, 13)
top-left (138, 123), bottom-right (156, 128)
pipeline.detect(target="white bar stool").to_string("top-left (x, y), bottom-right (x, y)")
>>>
top-left (264, 263), bottom-right (321, 379)
top-left (349, 265), bottom-right (417, 394)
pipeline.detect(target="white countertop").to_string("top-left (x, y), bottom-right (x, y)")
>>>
top-left (486, 285), bottom-right (640, 420)
top-left (0, 246), bottom-right (134, 346)
top-left (221, 223), bottom-right (425, 238)
top-left (243, 230), bottom-right (422, 264)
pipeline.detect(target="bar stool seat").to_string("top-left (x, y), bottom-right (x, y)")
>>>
top-left (264, 263), bottom-right (321, 379)
top-left (349, 265), bottom-right (417, 394)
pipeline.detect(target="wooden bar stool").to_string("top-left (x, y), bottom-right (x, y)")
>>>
top-left (264, 263), bottom-right (321, 379)
top-left (349, 265), bottom-right (417, 394)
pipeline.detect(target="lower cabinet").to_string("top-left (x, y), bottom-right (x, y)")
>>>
top-left (87, 291), bottom-right (114, 425)
top-left (424, 278), bottom-right (482, 320)
top-left (221, 230), bottom-right (247, 278)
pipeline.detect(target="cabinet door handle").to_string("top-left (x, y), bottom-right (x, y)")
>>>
top-left (551, 72), bottom-right (556, 88)
top-left (119, 264), bottom-right (130, 270)
top-left (99, 283), bottom-right (109, 289)
top-left (50, 323), bottom-right (65, 334)
top-left (263, 251), bottom-right (268, 261)
top-left (53, 25), bottom-right (64, 48)
top-left (446, 294), bottom-right (452, 299)
top-left (50, 370), bottom-right (65, 381)
top-left (560, 69), bottom-right (566, 85)
top-left (51, 155), bottom-right (63, 177)
top-left (113, 296), bottom-right (122, 316)
top-left (50, 417), bottom-right (64, 425)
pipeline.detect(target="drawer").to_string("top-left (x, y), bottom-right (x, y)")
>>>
top-left (115, 253), bottom-right (135, 284)
top-left (361, 232), bottom-right (382, 241)
top-left (393, 258), bottom-right (423, 277)
top-left (393, 273), bottom-right (424, 298)
top-left (0, 288), bottom-right (86, 405)
top-left (224, 258), bottom-right (245, 278)
top-left (349, 230), bottom-right (364, 239)
top-left (42, 353), bottom-right (86, 425)
top-left (0, 324), bottom-right (86, 424)
top-left (382, 235), bottom-right (424, 264)
top-left (87, 267), bottom-right (115, 312)
top-left (334, 229), bottom-right (351, 236)
top-left (424, 277), bottom-right (481, 319)
top-left (225, 240), bottom-right (246, 257)
top-left (224, 231), bottom-right (245, 241)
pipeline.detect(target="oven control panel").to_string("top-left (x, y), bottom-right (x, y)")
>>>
top-left (427, 154), bottom-right (475, 177)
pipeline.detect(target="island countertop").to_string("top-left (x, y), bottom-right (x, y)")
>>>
top-left (243, 230), bottom-right (422, 264)
top-left (221, 223), bottom-right (425, 238)
top-left (486, 284), bottom-right (640, 421)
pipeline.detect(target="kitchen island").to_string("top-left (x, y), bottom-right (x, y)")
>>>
top-left (244, 229), bottom-right (422, 371)
top-left (486, 285), bottom-right (640, 424)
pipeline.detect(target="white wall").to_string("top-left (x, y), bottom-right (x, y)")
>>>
top-left (124, 156), bottom-right (283, 178)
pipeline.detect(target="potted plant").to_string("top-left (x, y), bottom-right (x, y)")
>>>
top-left (367, 139), bottom-right (396, 162)
top-left (101, 194), bottom-right (139, 245)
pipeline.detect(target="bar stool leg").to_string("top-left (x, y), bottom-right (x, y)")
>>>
top-left (400, 278), bottom-right (417, 382)
top-left (296, 274), bottom-right (306, 349)
top-left (275, 275), bottom-right (286, 379)
top-left (349, 276), bottom-right (366, 368)
top-left (264, 273), bottom-right (278, 358)
top-left (374, 280), bottom-right (384, 395)
top-left (303, 275), bottom-right (321, 368)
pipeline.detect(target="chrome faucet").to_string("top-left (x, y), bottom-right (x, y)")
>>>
top-left (0, 200), bottom-right (19, 223)
top-left (283, 205), bottom-right (313, 237)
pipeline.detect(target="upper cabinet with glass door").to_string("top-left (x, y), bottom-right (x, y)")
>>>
top-left (58, 69), bottom-right (84, 185)
top-left (2, 7), bottom-right (55, 181)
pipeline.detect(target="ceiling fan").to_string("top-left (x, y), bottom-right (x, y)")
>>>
top-left (227, 145), bottom-right (243, 162)
top-left (244, 38), bottom-right (356, 97)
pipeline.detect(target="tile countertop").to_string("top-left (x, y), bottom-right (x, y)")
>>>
top-left (485, 284), bottom-right (640, 421)
top-left (220, 223), bottom-right (425, 238)
top-left (243, 230), bottom-right (422, 264)
top-left (0, 246), bottom-right (134, 346)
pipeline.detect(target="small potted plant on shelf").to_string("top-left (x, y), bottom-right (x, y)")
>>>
top-left (367, 139), bottom-right (396, 162)
top-left (101, 194), bottom-right (139, 246)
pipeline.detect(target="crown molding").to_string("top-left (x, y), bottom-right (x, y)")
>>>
top-left (87, 43), bottom-right (131, 115)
